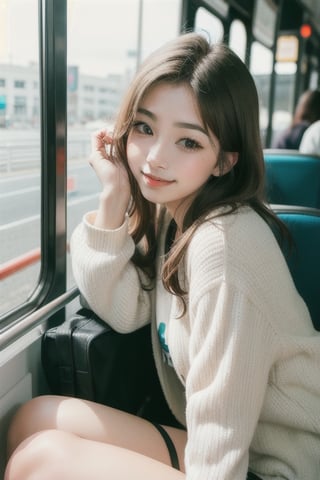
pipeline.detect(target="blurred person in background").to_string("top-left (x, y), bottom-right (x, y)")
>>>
top-left (273, 89), bottom-right (320, 150)
top-left (299, 119), bottom-right (320, 155)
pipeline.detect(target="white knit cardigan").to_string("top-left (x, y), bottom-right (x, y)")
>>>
top-left (70, 206), bottom-right (320, 480)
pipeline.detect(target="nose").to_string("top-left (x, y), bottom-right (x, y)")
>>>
top-left (146, 140), bottom-right (167, 169)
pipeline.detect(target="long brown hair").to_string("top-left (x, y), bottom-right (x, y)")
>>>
top-left (111, 32), bottom-right (287, 303)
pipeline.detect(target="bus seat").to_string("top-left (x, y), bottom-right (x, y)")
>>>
top-left (272, 205), bottom-right (320, 330)
top-left (264, 150), bottom-right (320, 208)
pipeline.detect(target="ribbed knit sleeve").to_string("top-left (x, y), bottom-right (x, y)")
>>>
top-left (70, 212), bottom-right (151, 333)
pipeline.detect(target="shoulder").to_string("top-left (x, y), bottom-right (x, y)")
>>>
top-left (185, 206), bottom-right (248, 273)
top-left (303, 119), bottom-right (320, 134)
top-left (188, 206), bottom-right (272, 256)
top-left (185, 206), bottom-right (280, 288)
top-left (300, 120), bottom-right (320, 154)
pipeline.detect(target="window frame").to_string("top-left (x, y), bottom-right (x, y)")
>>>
top-left (0, 0), bottom-right (67, 328)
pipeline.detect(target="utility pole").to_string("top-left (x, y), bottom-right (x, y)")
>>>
top-left (136, 0), bottom-right (143, 72)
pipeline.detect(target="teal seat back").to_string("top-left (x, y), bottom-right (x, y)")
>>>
top-left (264, 151), bottom-right (320, 208)
top-left (273, 206), bottom-right (320, 330)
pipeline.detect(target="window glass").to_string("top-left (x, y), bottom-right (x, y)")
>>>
top-left (0, 0), bottom-right (40, 316)
top-left (272, 62), bottom-right (297, 145)
top-left (66, 0), bottom-right (181, 289)
top-left (250, 41), bottom-right (273, 146)
top-left (271, 35), bottom-right (299, 145)
top-left (229, 19), bottom-right (247, 62)
top-left (309, 67), bottom-right (319, 90)
top-left (252, 0), bottom-right (277, 49)
top-left (194, 7), bottom-right (224, 43)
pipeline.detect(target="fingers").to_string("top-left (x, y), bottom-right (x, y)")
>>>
top-left (91, 129), bottom-right (114, 159)
top-left (88, 129), bottom-right (126, 191)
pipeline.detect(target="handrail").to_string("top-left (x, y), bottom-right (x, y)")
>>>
top-left (0, 287), bottom-right (79, 350)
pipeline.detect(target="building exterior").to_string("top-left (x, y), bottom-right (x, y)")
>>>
top-left (67, 66), bottom-right (127, 125)
top-left (0, 63), bottom-right (40, 128)
top-left (0, 63), bottom-right (126, 128)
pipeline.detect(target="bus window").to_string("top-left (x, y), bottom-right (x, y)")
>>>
top-left (273, 65), bottom-right (297, 146)
top-left (252, 0), bottom-right (277, 50)
top-left (0, 0), bottom-right (40, 316)
top-left (229, 19), bottom-right (247, 62)
top-left (272, 35), bottom-right (298, 144)
top-left (309, 62), bottom-right (319, 89)
top-left (194, 7), bottom-right (224, 43)
top-left (250, 41), bottom-right (273, 146)
top-left (66, 0), bottom-right (181, 290)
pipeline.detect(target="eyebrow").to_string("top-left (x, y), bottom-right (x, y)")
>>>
top-left (137, 108), bottom-right (209, 136)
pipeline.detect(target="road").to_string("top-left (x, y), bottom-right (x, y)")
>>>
top-left (1, 129), bottom-right (103, 315)
top-left (0, 162), bottom-right (100, 226)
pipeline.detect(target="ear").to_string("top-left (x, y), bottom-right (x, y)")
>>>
top-left (212, 151), bottom-right (238, 177)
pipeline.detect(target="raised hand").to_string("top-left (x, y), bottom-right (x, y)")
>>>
top-left (89, 129), bottom-right (131, 229)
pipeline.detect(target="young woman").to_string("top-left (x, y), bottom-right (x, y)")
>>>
top-left (5, 32), bottom-right (320, 480)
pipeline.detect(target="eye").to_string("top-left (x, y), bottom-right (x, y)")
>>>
top-left (178, 138), bottom-right (202, 150)
top-left (132, 121), bottom-right (153, 135)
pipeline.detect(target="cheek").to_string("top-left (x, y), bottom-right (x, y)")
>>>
top-left (126, 142), bottom-right (141, 172)
top-left (126, 140), bottom-right (140, 158)
top-left (181, 157), bottom-right (216, 184)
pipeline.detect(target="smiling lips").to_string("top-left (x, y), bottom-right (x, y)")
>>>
top-left (142, 172), bottom-right (175, 187)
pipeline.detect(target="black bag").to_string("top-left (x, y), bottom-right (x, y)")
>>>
top-left (41, 308), bottom-right (178, 425)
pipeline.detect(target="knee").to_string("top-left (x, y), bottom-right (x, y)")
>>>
top-left (6, 395), bottom-right (60, 458)
top-left (5, 429), bottom-right (73, 480)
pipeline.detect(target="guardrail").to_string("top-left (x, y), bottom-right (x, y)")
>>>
top-left (0, 244), bottom-right (71, 280)
top-left (0, 138), bottom-right (91, 172)
top-left (0, 248), bottom-right (41, 280)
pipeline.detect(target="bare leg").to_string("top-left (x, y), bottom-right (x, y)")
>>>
top-left (6, 395), bottom-right (187, 478)
top-left (5, 429), bottom-right (185, 480)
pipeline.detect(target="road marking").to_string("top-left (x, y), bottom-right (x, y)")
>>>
top-left (0, 193), bottom-right (98, 230)
top-left (0, 186), bottom-right (39, 199)
top-left (0, 215), bottom-right (40, 231)
top-left (0, 172), bottom-right (40, 184)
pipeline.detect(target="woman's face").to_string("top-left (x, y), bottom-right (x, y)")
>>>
top-left (126, 82), bottom-right (221, 222)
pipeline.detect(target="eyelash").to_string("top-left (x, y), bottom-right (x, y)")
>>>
top-left (132, 121), bottom-right (152, 135)
top-left (179, 138), bottom-right (202, 151)
top-left (131, 121), bottom-right (203, 151)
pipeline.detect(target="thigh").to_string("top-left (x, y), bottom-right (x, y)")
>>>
top-left (8, 395), bottom-right (187, 471)
top-left (5, 429), bottom-right (185, 480)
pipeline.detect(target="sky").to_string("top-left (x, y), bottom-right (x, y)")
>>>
top-left (0, 0), bottom-right (280, 79)
top-left (0, 0), bottom-right (182, 77)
